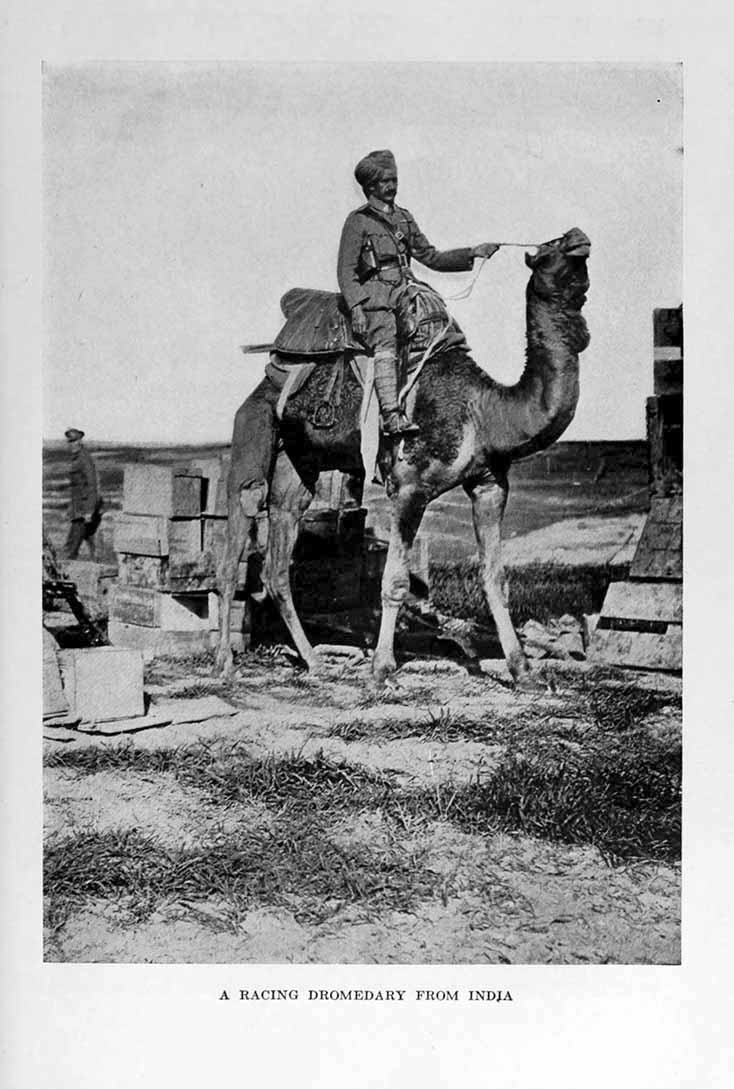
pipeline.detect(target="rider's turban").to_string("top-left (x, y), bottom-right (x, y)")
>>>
top-left (354, 149), bottom-right (397, 192)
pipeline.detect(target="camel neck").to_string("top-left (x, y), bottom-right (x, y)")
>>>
top-left (478, 291), bottom-right (582, 458)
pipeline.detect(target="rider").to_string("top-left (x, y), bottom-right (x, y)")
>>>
top-left (338, 149), bottom-right (499, 436)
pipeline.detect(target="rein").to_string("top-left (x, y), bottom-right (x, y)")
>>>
top-left (443, 242), bottom-right (540, 301)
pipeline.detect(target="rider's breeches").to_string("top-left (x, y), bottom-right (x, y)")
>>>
top-left (228, 378), bottom-right (280, 511)
top-left (361, 306), bottom-right (400, 414)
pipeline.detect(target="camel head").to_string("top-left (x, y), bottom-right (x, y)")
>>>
top-left (525, 228), bottom-right (590, 307)
top-left (524, 228), bottom-right (590, 351)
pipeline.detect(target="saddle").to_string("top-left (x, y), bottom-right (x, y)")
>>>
top-left (274, 288), bottom-right (363, 356)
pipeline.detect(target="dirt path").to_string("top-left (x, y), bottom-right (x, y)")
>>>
top-left (43, 654), bottom-right (681, 965)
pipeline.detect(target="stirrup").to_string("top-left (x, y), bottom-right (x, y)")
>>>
top-left (382, 411), bottom-right (419, 437)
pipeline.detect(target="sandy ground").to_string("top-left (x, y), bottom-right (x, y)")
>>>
top-left (44, 653), bottom-right (681, 965)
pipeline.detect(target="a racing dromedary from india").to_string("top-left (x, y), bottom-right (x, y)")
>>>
top-left (215, 227), bottom-right (591, 686)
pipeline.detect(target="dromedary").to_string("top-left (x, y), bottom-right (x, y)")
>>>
top-left (216, 227), bottom-right (591, 684)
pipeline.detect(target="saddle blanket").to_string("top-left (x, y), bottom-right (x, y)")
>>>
top-left (265, 353), bottom-right (381, 480)
top-left (264, 280), bottom-right (470, 478)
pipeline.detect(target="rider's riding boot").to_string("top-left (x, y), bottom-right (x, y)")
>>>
top-left (374, 349), bottom-right (419, 436)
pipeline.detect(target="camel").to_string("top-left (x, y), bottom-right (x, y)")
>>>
top-left (215, 227), bottom-right (591, 684)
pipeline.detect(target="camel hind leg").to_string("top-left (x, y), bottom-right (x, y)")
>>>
top-left (465, 473), bottom-right (531, 684)
top-left (214, 486), bottom-right (262, 675)
top-left (261, 450), bottom-right (319, 669)
top-left (215, 380), bottom-right (280, 674)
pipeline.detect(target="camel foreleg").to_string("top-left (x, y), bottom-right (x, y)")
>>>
top-left (466, 475), bottom-right (531, 684)
top-left (372, 485), bottom-right (426, 684)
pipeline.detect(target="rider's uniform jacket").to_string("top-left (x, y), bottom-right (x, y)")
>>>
top-left (337, 199), bottom-right (474, 313)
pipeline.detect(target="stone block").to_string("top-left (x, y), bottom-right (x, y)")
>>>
top-left (57, 646), bottom-right (145, 722)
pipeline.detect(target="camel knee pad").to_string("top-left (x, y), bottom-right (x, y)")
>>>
top-left (239, 481), bottom-right (268, 517)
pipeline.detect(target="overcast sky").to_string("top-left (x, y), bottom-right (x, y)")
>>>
top-left (43, 62), bottom-right (682, 443)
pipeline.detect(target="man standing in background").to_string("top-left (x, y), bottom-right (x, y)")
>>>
top-left (64, 428), bottom-right (102, 559)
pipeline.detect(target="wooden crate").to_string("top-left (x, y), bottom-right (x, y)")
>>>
top-left (113, 513), bottom-right (169, 557)
top-left (109, 586), bottom-right (220, 631)
top-left (123, 464), bottom-right (204, 517)
top-left (202, 516), bottom-right (228, 560)
top-left (599, 580), bottom-right (681, 628)
top-left (629, 497), bottom-right (682, 580)
top-left (117, 554), bottom-right (170, 589)
top-left (187, 455), bottom-right (230, 516)
top-left (57, 646), bottom-right (145, 722)
top-left (588, 627), bottom-right (681, 672)
top-left (168, 518), bottom-right (203, 559)
top-left (292, 553), bottom-right (364, 612)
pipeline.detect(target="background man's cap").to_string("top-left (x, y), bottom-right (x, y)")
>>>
top-left (354, 149), bottom-right (397, 190)
top-left (64, 428), bottom-right (84, 441)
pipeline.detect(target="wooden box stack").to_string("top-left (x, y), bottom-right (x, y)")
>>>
top-left (590, 308), bottom-right (682, 673)
top-left (108, 456), bottom-right (248, 656)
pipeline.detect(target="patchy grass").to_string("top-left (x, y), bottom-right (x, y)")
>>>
top-left (329, 678), bottom-right (680, 746)
top-left (44, 820), bottom-right (439, 931)
top-left (46, 705), bottom-right (680, 874)
top-left (440, 735), bottom-right (681, 863)
top-left (45, 669), bottom-right (680, 938)
top-left (429, 560), bottom-right (612, 625)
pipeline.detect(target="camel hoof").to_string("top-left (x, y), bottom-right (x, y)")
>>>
top-left (371, 652), bottom-right (397, 686)
top-left (214, 647), bottom-right (235, 677)
top-left (513, 669), bottom-right (546, 693)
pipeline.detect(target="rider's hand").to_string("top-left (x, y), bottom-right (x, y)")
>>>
top-left (472, 243), bottom-right (500, 260)
top-left (351, 304), bottom-right (368, 336)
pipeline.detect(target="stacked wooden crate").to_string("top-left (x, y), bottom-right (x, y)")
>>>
top-left (107, 460), bottom-right (374, 656)
top-left (108, 456), bottom-right (246, 656)
top-left (589, 307), bottom-right (682, 672)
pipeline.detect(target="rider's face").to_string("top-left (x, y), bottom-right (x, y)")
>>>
top-left (370, 171), bottom-right (398, 205)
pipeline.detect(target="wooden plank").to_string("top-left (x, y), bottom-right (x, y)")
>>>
top-left (601, 580), bottom-right (682, 624)
top-left (113, 513), bottom-right (169, 557)
top-left (588, 625), bottom-right (682, 672)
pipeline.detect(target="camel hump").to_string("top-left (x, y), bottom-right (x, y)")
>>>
top-left (275, 288), bottom-right (363, 356)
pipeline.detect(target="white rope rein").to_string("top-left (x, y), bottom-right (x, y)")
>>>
top-left (443, 242), bottom-right (540, 301)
